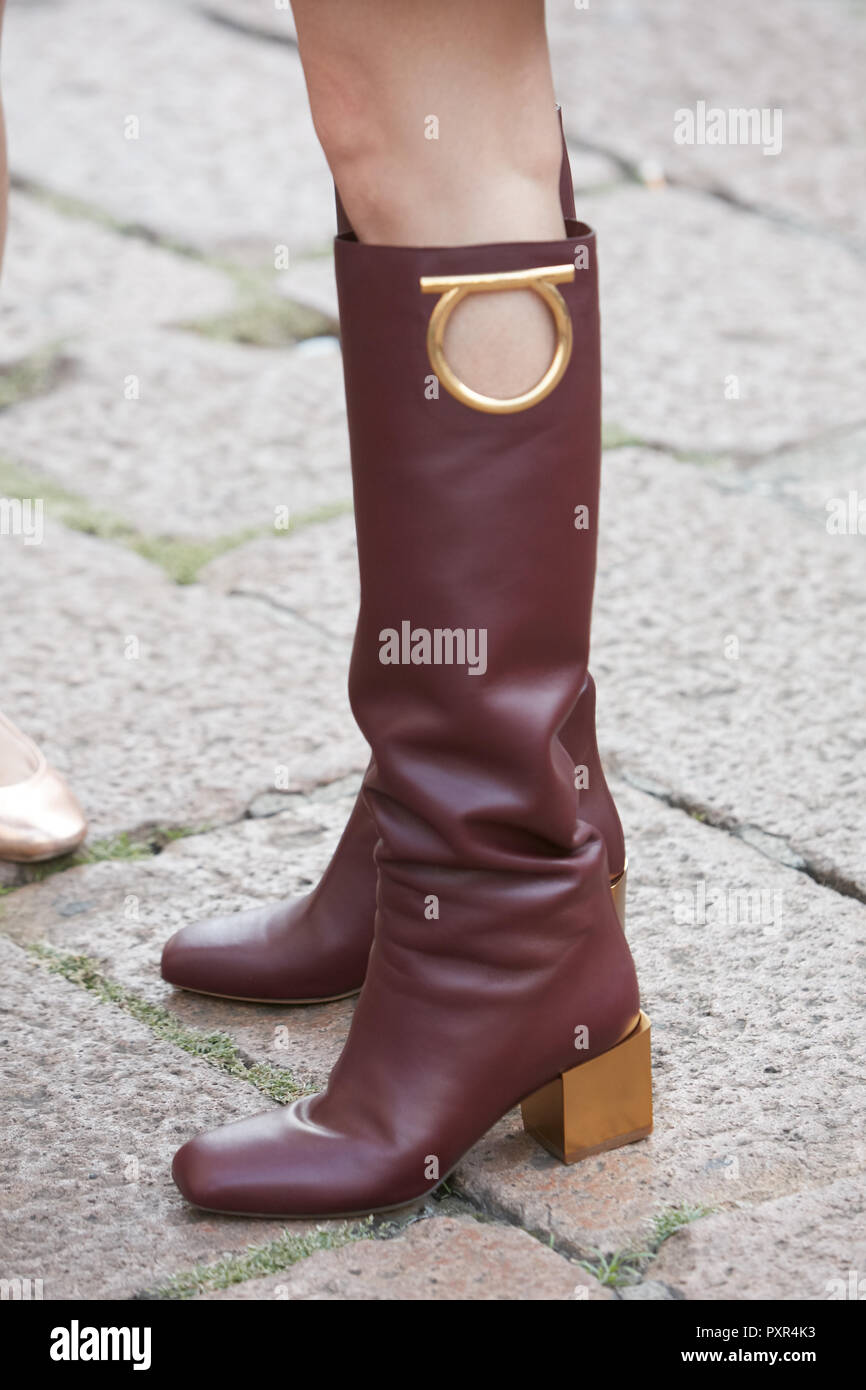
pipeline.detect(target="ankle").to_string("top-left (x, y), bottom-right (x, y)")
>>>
top-left (328, 110), bottom-right (565, 248)
top-left (342, 161), bottom-right (565, 247)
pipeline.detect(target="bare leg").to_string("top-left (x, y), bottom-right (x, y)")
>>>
top-left (291, 0), bottom-right (566, 398)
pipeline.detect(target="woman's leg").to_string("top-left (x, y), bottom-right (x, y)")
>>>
top-left (292, 0), bottom-right (565, 398)
top-left (172, 0), bottom-right (649, 1218)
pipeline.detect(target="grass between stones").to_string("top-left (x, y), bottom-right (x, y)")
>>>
top-left (138, 1220), bottom-right (377, 1300)
top-left (178, 275), bottom-right (336, 348)
top-left (600, 421), bottom-right (648, 450)
top-left (9, 175), bottom-right (338, 349)
top-left (0, 826), bottom-right (209, 896)
top-left (25, 942), bottom-right (311, 1105)
top-left (0, 345), bottom-right (73, 410)
top-left (0, 453), bottom-right (352, 583)
top-left (578, 1202), bottom-right (716, 1288)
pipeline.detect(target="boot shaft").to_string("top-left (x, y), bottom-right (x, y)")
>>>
top-left (336, 223), bottom-right (605, 866)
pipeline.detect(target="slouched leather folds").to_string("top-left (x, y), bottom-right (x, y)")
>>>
top-left (171, 221), bottom-right (642, 1218)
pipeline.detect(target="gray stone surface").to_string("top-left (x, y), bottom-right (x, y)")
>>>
top-left (581, 184), bottom-right (866, 455)
top-left (200, 1214), bottom-right (613, 1300)
top-left (713, 423), bottom-right (866, 524)
top-left (0, 191), bottom-right (235, 365)
top-left (649, 1174), bottom-right (866, 1300)
top-left (0, 934), bottom-right (326, 1300)
top-left (595, 446), bottom-right (866, 894)
top-left (0, 332), bottom-right (351, 538)
top-left (189, 0), bottom-right (298, 47)
top-left (0, 787), bottom-right (361, 1089)
top-left (548, 0), bottom-right (866, 247)
top-left (202, 511), bottom-right (359, 642)
top-left (0, 523), bottom-right (366, 865)
top-left (3, 0), bottom-right (333, 254)
top-left (619, 1280), bottom-right (677, 1301)
top-left (276, 254), bottom-right (339, 323)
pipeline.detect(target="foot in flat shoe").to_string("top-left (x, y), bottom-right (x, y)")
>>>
top-left (0, 711), bottom-right (87, 863)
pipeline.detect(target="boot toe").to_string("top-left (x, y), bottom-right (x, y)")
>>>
top-left (161, 898), bottom-right (368, 1002)
top-left (171, 1102), bottom-right (402, 1217)
top-left (171, 1130), bottom-right (247, 1214)
top-left (171, 1104), bottom-right (319, 1215)
top-left (160, 906), bottom-right (284, 997)
top-left (160, 915), bottom-right (239, 994)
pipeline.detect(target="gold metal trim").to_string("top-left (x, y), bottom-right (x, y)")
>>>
top-left (419, 264), bottom-right (575, 414)
top-left (610, 859), bottom-right (628, 930)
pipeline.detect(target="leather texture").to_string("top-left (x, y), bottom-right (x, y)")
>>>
top-left (171, 218), bottom-right (641, 1218)
top-left (161, 129), bottom-right (625, 1005)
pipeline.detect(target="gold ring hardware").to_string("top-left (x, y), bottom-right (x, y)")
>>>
top-left (420, 264), bottom-right (575, 414)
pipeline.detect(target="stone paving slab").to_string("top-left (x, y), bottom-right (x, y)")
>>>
top-left (0, 523), bottom-right (366, 867)
top-left (548, 0), bottom-right (866, 247)
top-left (0, 787), bottom-right (360, 1089)
top-left (200, 1214), bottom-right (612, 1300)
top-left (3, 776), bottom-right (863, 1266)
top-left (0, 331), bottom-right (351, 538)
top-left (0, 934), bottom-right (325, 1300)
top-left (202, 511), bottom-right (359, 642)
top-left (595, 445), bottom-right (866, 895)
top-left (649, 1174), bottom-right (866, 1301)
top-left (714, 424), bottom-right (866, 526)
top-left (578, 184), bottom-right (866, 455)
top-left (0, 191), bottom-right (235, 366)
top-left (276, 254), bottom-right (339, 322)
top-left (2, 0), bottom-right (334, 255)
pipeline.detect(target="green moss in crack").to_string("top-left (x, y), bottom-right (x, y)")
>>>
top-left (0, 348), bottom-right (72, 411)
top-left (179, 295), bottom-right (336, 349)
top-left (1, 452), bottom-right (354, 583)
top-left (601, 421), bottom-right (647, 451)
top-left (580, 1202), bottom-right (715, 1288)
top-left (26, 944), bottom-right (310, 1105)
top-left (0, 455), bottom-right (79, 508)
top-left (648, 1202), bottom-right (715, 1250)
top-left (578, 1245), bottom-right (653, 1288)
top-left (270, 498), bottom-right (354, 536)
top-left (128, 529), bottom-right (261, 584)
top-left (139, 1220), bottom-right (375, 1300)
top-left (0, 826), bottom-right (211, 892)
top-left (671, 447), bottom-right (725, 467)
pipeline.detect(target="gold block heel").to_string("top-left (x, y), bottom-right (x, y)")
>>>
top-left (610, 861), bottom-right (628, 929)
top-left (521, 1010), bottom-right (652, 1164)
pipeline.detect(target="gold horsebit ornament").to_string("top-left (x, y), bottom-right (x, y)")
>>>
top-left (420, 264), bottom-right (576, 414)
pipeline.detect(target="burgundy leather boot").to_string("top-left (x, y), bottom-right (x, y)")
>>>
top-left (160, 137), bottom-right (627, 1007)
top-left (171, 218), bottom-right (651, 1218)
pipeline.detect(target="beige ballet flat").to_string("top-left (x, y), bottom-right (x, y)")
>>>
top-left (0, 711), bottom-right (87, 863)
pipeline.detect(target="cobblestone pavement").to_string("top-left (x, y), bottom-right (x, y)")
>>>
top-left (1, 0), bottom-right (864, 1301)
